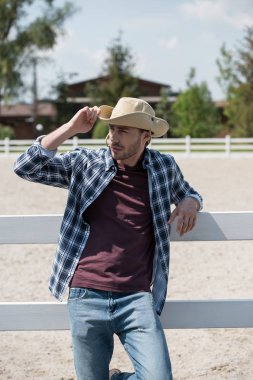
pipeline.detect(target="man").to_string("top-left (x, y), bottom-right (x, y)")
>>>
top-left (14, 97), bottom-right (202, 380)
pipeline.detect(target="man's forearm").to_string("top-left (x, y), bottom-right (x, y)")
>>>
top-left (41, 122), bottom-right (74, 151)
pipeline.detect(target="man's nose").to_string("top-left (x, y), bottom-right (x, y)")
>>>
top-left (110, 131), bottom-right (119, 143)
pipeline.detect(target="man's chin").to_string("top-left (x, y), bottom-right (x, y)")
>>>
top-left (112, 152), bottom-right (123, 160)
top-left (111, 149), bottom-right (125, 160)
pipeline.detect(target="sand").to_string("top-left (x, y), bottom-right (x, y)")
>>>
top-left (0, 156), bottom-right (253, 380)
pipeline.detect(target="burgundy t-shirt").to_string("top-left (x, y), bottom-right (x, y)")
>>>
top-left (70, 161), bottom-right (155, 292)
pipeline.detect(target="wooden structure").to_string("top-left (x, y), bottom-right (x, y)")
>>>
top-left (66, 75), bottom-right (175, 106)
top-left (2, 136), bottom-right (253, 157)
top-left (0, 75), bottom-right (175, 139)
top-left (0, 102), bottom-right (57, 139)
top-left (0, 211), bottom-right (253, 331)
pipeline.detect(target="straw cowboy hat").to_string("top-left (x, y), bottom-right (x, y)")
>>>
top-left (99, 97), bottom-right (169, 137)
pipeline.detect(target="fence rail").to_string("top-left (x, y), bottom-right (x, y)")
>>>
top-left (0, 212), bottom-right (253, 331)
top-left (1, 136), bottom-right (253, 156)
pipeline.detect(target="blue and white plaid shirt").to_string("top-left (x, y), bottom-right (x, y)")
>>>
top-left (14, 140), bottom-right (202, 315)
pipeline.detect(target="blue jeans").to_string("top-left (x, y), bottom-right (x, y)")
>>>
top-left (67, 288), bottom-right (172, 380)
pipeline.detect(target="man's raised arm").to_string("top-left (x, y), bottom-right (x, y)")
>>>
top-left (41, 106), bottom-right (100, 151)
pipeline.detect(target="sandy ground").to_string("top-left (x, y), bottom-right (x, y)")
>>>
top-left (0, 155), bottom-right (253, 380)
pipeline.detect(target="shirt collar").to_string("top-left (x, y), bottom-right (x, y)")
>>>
top-left (104, 148), bottom-right (116, 171)
top-left (142, 148), bottom-right (152, 169)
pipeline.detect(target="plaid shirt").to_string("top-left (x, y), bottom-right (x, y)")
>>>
top-left (14, 140), bottom-right (202, 315)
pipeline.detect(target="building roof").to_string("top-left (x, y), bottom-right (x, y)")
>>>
top-left (68, 75), bottom-right (171, 89)
top-left (66, 75), bottom-right (173, 98)
top-left (0, 102), bottom-right (57, 118)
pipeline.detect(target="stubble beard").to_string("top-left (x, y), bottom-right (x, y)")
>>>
top-left (111, 139), bottom-right (142, 162)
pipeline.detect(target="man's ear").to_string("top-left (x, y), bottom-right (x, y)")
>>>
top-left (144, 131), bottom-right (152, 146)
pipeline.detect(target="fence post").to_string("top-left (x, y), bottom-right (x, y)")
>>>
top-left (4, 137), bottom-right (10, 156)
top-left (225, 135), bottom-right (231, 157)
top-left (185, 135), bottom-right (191, 157)
top-left (72, 136), bottom-right (78, 150)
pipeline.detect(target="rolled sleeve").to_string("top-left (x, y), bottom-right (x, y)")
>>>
top-left (35, 136), bottom-right (57, 158)
top-left (185, 194), bottom-right (203, 211)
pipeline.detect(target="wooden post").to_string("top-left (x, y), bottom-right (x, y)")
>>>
top-left (73, 136), bottom-right (78, 150)
top-left (185, 135), bottom-right (191, 157)
top-left (225, 135), bottom-right (231, 157)
top-left (4, 137), bottom-right (10, 156)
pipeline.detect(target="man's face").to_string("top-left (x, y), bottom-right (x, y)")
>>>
top-left (108, 125), bottom-right (150, 166)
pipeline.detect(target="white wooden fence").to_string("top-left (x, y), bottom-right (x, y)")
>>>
top-left (1, 136), bottom-right (253, 156)
top-left (0, 211), bottom-right (253, 331)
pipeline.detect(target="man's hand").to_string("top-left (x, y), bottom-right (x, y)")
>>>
top-left (68, 106), bottom-right (100, 135)
top-left (168, 197), bottom-right (199, 236)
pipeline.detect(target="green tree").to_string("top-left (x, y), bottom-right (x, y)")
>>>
top-left (0, 0), bottom-right (76, 101)
top-left (87, 33), bottom-right (141, 138)
top-left (172, 68), bottom-right (221, 137)
top-left (86, 32), bottom-right (140, 107)
top-left (51, 71), bottom-right (78, 127)
top-left (226, 84), bottom-right (253, 137)
top-left (155, 87), bottom-right (175, 137)
top-left (216, 43), bottom-right (237, 99)
top-left (216, 26), bottom-right (253, 136)
top-left (88, 32), bottom-right (141, 138)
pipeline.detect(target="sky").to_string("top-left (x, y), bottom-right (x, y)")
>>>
top-left (35, 0), bottom-right (253, 102)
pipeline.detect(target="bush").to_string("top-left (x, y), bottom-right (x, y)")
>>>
top-left (0, 125), bottom-right (15, 139)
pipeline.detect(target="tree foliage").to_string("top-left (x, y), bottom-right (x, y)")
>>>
top-left (216, 26), bottom-right (253, 136)
top-left (92, 120), bottom-right (108, 139)
top-left (51, 71), bottom-right (78, 126)
top-left (86, 32), bottom-right (140, 107)
top-left (172, 68), bottom-right (221, 138)
top-left (0, 125), bottom-right (15, 139)
top-left (87, 32), bottom-right (141, 138)
top-left (0, 0), bottom-right (76, 101)
top-left (155, 87), bottom-right (174, 136)
top-left (225, 84), bottom-right (253, 137)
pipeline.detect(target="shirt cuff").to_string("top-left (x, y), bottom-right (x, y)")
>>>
top-left (35, 135), bottom-right (57, 158)
top-left (187, 195), bottom-right (203, 211)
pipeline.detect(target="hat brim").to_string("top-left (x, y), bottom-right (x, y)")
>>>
top-left (99, 105), bottom-right (169, 138)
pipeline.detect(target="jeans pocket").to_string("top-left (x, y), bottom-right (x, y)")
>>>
top-left (68, 287), bottom-right (88, 301)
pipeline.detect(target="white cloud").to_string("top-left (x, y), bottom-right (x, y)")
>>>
top-left (180, 0), bottom-right (253, 29)
top-left (181, 0), bottom-right (225, 20)
top-left (226, 12), bottom-right (253, 29)
top-left (159, 36), bottom-right (179, 50)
